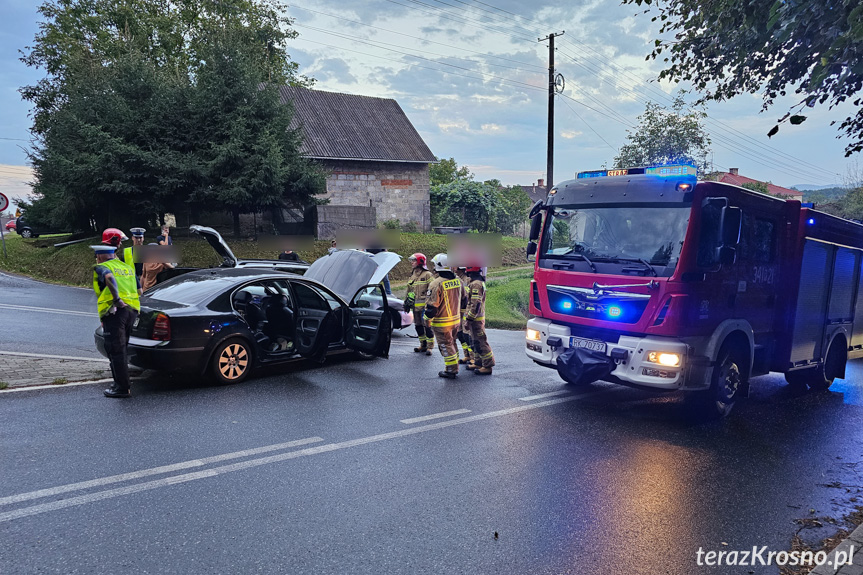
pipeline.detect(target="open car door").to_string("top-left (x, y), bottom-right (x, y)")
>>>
top-left (291, 281), bottom-right (336, 363)
top-left (345, 284), bottom-right (391, 358)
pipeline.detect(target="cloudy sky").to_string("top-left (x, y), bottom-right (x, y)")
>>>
top-left (0, 0), bottom-right (858, 212)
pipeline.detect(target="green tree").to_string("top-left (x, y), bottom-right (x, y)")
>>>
top-left (429, 157), bottom-right (473, 187)
top-left (613, 93), bottom-right (712, 174)
top-left (21, 0), bottom-right (323, 233)
top-left (623, 0), bottom-right (863, 155)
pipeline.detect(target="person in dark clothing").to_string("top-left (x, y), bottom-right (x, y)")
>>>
top-left (156, 224), bottom-right (172, 246)
top-left (278, 250), bottom-right (300, 261)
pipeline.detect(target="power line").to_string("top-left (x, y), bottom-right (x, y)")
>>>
top-left (293, 22), bottom-right (543, 76)
top-left (557, 95), bottom-right (619, 153)
top-left (292, 36), bottom-right (547, 92)
top-left (289, 4), bottom-right (547, 72)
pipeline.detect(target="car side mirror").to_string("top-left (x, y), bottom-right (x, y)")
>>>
top-left (526, 241), bottom-right (537, 261)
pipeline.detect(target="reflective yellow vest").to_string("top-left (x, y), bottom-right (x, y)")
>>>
top-left (93, 258), bottom-right (141, 318)
top-left (426, 277), bottom-right (462, 328)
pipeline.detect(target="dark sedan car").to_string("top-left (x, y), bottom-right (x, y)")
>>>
top-left (95, 249), bottom-right (399, 384)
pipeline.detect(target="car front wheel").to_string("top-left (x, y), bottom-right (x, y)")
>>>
top-left (20, 228), bottom-right (32, 238)
top-left (211, 337), bottom-right (253, 384)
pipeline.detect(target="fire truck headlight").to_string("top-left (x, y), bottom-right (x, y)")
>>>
top-left (526, 329), bottom-right (541, 341)
top-left (647, 352), bottom-right (681, 367)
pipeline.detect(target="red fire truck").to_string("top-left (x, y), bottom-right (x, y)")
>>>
top-left (524, 164), bottom-right (863, 417)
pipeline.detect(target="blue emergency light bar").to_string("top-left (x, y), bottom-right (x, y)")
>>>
top-left (576, 163), bottom-right (698, 179)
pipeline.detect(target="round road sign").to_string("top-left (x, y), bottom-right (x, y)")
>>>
top-left (0, 193), bottom-right (9, 213)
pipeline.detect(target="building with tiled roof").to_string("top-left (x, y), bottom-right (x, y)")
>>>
top-left (716, 168), bottom-right (803, 201)
top-left (279, 87), bottom-right (435, 232)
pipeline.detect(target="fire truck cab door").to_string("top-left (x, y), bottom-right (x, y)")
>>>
top-left (733, 210), bottom-right (780, 340)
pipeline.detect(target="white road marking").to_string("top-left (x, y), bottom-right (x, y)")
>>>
top-left (0, 303), bottom-right (96, 317)
top-left (400, 408), bottom-right (471, 424)
top-left (0, 388), bottom-right (620, 523)
top-left (0, 350), bottom-right (109, 363)
top-left (0, 437), bottom-right (324, 507)
top-left (519, 389), bottom-right (575, 401)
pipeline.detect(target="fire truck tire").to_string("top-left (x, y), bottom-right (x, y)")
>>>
top-left (688, 342), bottom-right (748, 419)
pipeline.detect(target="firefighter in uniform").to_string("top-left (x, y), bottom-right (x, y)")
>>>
top-left (123, 227), bottom-right (146, 291)
top-left (405, 253), bottom-right (434, 355)
top-left (92, 237), bottom-right (141, 397)
top-left (465, 266), bottom-right (495, 375)
top-left (454, 266), bottom-right (473, 365)
top-left (424, 254), bottom-right (467, 379)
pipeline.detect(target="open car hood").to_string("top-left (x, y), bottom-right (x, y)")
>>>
top-left (305, 249), bottom-right (401, 301)
top-left (189, 225), bottom-right (237, 267)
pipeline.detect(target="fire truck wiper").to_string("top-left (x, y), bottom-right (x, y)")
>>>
top-left (616, 257), bottom-right (658, 277)
top-left (574, 253), bottom-right (597, 273)
top-left (592, 280), bottom-right (659, 294)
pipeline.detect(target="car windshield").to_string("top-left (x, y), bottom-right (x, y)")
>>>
top-left (542, 204), bottom-right (691, 266)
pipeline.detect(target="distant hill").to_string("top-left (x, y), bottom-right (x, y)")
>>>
top-left (792, 184), bottom-right (844, 191)
top-left (803, 187), bottom-right (849, 202)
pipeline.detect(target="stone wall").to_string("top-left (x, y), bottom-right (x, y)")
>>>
top-left (313, 205), bottom-right (376, 239)
top-left (318, 159), bottom-right (431, 232)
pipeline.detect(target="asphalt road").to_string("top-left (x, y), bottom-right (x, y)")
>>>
top-left (1, 273), bottom-right (863, 574)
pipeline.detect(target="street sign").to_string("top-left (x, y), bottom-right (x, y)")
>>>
top-left (0, 192), bottom-right (8, 213)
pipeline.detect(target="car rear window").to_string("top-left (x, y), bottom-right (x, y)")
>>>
top-left (144, 273), bottom-right (235, 305)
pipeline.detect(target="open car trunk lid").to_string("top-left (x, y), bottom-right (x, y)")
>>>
top-left (189, 225), bottom-right (237, 267)
top-left (304, 249), bottom-right (401, 301)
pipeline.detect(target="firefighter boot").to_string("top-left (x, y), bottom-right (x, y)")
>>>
top-left (413, 338), bottom-right (427, 353)
top-left (475, 367), bottom-right (493, 375)
top-left (438, 370), bottom-right (457, 379)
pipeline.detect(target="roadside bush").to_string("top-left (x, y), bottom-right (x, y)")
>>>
top-left (401, 220), bottom-right (419, 233)
top-left (380, 218), bottom-right (401, 230)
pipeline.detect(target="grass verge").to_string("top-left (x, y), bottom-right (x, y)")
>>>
top-left (0, 232), bottom-right (534, 330)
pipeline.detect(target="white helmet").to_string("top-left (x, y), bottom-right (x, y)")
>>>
top-left (431, 253), bottom-right (450, 272)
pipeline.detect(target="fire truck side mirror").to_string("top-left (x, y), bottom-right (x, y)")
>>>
top-left (719, 206), bottom-right (742, 247)
top-left (526, 241), bottom-right (538, 261)
top-left (529, 214), bottom-right (542, 241)
top-left (716, 245), bottom-right (737, 266)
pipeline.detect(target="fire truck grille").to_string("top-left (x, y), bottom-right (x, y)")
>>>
top-left (546, 286), bottom-right (649, 324)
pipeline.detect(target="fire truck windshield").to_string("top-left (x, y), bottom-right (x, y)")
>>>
top-left (541, 204), bottom-right (691, 271)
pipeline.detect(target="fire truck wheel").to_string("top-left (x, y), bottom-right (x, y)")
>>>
top-left (689, 344), bottom-right (747, 419)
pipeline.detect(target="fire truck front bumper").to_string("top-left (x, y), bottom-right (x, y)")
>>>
top-left (525, 317), bottom-right (693, 390)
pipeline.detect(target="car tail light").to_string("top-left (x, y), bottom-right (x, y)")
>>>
top-left (152, 313), bottom-right (171, 341)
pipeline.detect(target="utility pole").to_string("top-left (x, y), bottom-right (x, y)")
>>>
top-left (539, 31), bottom-right (564, 194)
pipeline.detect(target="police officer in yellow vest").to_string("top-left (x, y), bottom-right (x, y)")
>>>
top-left (424, 253), bottom-right (467, 379)
top-left (92, 240), bottom-right (141, 398)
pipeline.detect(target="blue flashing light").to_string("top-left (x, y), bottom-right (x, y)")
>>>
top-left (807, 218), bottom-right (816, 225)
top-left (576, 163), bottom-right (697, 179)
top-left (561, 300), bottom-right (573, 310)
top-left (607, 306), bottom-right (622, 318)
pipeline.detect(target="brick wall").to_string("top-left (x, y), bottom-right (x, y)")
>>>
top-left (318, 159), bottom-right (431, 232)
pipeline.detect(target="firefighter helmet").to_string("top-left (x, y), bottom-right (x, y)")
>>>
top-left (431, 253), bottom-right (450, 272)
top-left (465, 266), bottom-right (483, 273)
top-left (101, 228), bottom-right (128, 247)
top-left (409, 253), bottom-right (428, 270)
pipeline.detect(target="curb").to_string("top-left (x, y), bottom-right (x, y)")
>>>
top-left (0, 378), bottom-right (115, 394)
top-left (0, 351), bottom-right (109, 363)
top-left (810, 521), bottom-right (863, 575)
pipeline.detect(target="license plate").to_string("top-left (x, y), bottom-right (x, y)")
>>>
top-left (569, 337), bottom-right (607, 353)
